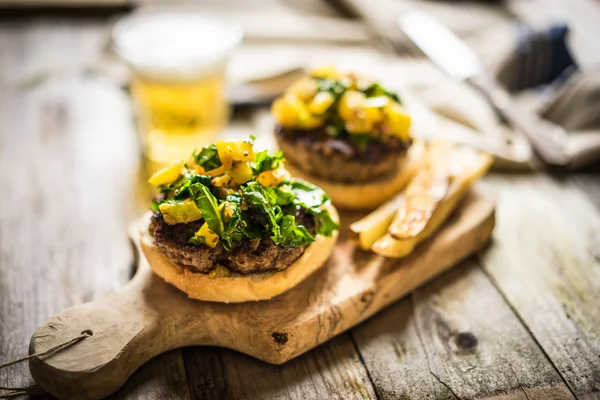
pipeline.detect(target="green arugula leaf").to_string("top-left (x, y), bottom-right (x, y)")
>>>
top-left (314, 77), bottom-right (348, 99)
top-left (288, 180), bottom-right (338, 237)
top-left (279, 215), bottom-right (315, 247)
top-left (189, 183), bottom-right (224, 235)
top-left (150, 201), bottom-right (161, 213)
top-left (193, 144), bottom-right (222, 171)
top-left (313, 208), bottom-right (338, 237)
top-left (363, 82), bottom-right (402, 105)
top-left (253, 150), bottom-right (285, 174)
top-left (262, 185), bottom-right (295, 206)
top-left (168, 173), bottom-right (212, 200)
top-left (290, 180), bottom-right (330, 208)
top-left (220, 200), bottom-right (262, 250)
top-left (242, 182), bottom-right (283, 243)
top-left (188, 234), bottom-right (206, 246)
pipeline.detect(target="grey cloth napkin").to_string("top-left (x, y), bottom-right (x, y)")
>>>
top-left (541, 71), bottom-right (600, 168)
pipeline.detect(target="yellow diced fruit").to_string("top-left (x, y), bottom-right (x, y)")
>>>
top-left (345, 116), bottom-right (373, 134)
top-left (159, 199), bottom-right (202, 225)
top-left (205, 165), bottom-right (227, 177)
top-left (308, 92), bottom-right (334, 115)
top-left (383, 102), bottom-right (412, 140)
top-left (338, 90), bottom-right (366, 122)
top-left (310, 65), bottom-right (340, 79)
top-left (298, 115), bottom-right (325, 129)
top-left (271, 94), bottom-right (306, 127)
top-left (148, 161), bottom-right (184, 186)
top-left (198, 222), bottom-right (219, 248)
top-left (236, 141), bottom-right (254, 162)
top-left (208, 264), bottom-right (231, 278)
top-left (272, 94), bottom-right (323, 129)
top-left (257, 164), bottom-right (291, 187)
top-left (211, 173), bottom-right (235, 188)
top-left (216, 139), bottom-right (254, 163)
top-left (215, 140), bottom-right (235, 169)
top-left (231, 162), bottom-right (254, 185)
top-left (214, 139), bottom-right (253, 169)
top-left (287, 76), bottom-right (318, 101)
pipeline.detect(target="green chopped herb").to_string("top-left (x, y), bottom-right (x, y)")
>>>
top-left (189, 183), bottom-right (224, 235)
top-left (188, 234), bottom-right (206, 246)
top-left (150, 201), bottom-right (161, 213)
top-left (252, 150), bottom-right (285, 174)
top-left (363, 82), bottom-right (402, 105)
top-left (148, 137), bottom-right (338, 249)
top-left (314, 77), bottom-right (348, 99)
top-left (193, 144), bottom-right (222, 171)
top-left (279, 215), bottom-right (315, 247)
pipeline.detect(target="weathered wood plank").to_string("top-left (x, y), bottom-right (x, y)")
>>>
top-left (478, 174), bottom-right (600, 398)
top-left (0, 21), bottom-right (188, 399)
top-left (183, 333), bottom-right (377, 400)
top-left (352, 259), bottom-right (573, 400)
top-left (112, 351), bottom-right (190, 400)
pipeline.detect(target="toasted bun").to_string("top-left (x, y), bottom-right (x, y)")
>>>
top-left (284, 141), bottom-right (426, 210)
top-left (139, 205), bottom-right (339, 303)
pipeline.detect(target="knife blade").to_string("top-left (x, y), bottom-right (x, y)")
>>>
top-left (398, 11), bottom-right (570, 166)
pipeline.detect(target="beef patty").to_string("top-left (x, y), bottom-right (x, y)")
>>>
top-left (275, 125), bottom-right (411, 183)
top-left (150, 208), bottom-right (316, 275)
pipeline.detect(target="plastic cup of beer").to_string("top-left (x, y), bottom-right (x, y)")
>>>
top-left (113, 10), bottom-right (242, 164)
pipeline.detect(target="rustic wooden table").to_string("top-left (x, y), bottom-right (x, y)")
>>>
top-left (1, 2), bottom-right (600, 399)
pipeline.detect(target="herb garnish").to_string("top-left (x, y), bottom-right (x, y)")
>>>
top-left (150, 139), bottom-right (338, 250)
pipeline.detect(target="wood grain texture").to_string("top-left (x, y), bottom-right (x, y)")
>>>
top-left (184, 335), bottom-right (376, 400)
top-left (0, 21), bottom-right (188, 400)
top-left (479, 174), bottom-right (600, 398)
top-left (353, 259), bottom-right (574, 400)
top-left (27, 193), bottom-right (494, 399)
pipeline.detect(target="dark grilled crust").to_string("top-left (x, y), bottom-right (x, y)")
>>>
top-left (149, 209), bottom-right (316, 275)
top-left (275, 125), bottom-right (411, 183)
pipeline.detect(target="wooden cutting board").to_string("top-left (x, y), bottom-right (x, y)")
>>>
top-left (29, 191), bottom-right (494, 400)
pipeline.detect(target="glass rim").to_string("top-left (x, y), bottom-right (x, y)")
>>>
top-left (111, 7), bottom-right (243, 73)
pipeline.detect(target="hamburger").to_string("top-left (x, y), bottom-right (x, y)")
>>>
top-left (272, 65), bottom-right (423, 210)
top-left (140, 137), bottom-right (339, 303)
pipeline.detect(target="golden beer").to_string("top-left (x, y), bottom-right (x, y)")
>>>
top-left (131, 72), bottom-right (227, 162)
top-left (113, 10), bottom-right (242, 164)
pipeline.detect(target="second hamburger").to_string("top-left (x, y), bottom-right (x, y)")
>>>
top-left (272, 66), bottom-right (424, 210)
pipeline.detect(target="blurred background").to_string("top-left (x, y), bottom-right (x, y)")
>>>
top-left (2, 0), bottom-right (600, 177)
top-left (1, 2), bottom-right (600, 397)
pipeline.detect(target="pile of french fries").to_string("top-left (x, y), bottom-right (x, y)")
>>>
top-left (349, 141), bottom-right (493, 258)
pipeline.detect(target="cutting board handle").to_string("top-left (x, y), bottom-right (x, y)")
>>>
top-left (28, 267), bottom-right (202, 400)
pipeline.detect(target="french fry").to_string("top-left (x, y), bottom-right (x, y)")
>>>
top-left (349, 193), bottom-right (404, 250)
top-left (372, 142), bottom-right (492, 258)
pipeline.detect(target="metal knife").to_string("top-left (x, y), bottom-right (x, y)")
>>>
top-left (398, 11), bottom-right (570, 166)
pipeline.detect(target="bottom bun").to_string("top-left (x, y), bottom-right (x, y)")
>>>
top-left (284, 141), bottom-right (426, 210)
top-left (139, 205), bottom-right (339, 303)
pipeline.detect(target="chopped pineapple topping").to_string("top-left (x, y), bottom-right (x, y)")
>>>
top-left (216, 139), bottom-right (254, 168)
top-left (230, 161), bottom-right (253, 185)
top-left (256, 164), bottom-right (291, 187)
top-left (271, 65), bottom-right (411, 141)
top-left (148, 161), bottom-right (184, 186)
top-left (197, 222), bottom-right (219, 248)
top-left (158, 199), bottom-right (202, 225)
top-left (149, 136), bottom-right (339, 252)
